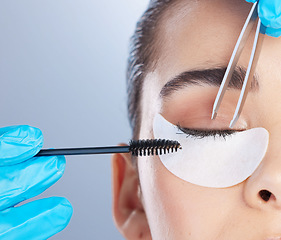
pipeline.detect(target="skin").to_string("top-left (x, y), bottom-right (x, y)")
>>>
top-left (112, 0), bottom-right (281, 239)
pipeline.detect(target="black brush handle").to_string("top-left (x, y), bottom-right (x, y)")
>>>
top-left (36, 146), bottom-right (130, 156)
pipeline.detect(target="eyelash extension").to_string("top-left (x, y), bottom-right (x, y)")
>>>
top-left (176, 125), bottom-right (237, 140)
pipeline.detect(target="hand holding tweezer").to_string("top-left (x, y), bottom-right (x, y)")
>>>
top-left (211, 2), bottom-right (265, 128)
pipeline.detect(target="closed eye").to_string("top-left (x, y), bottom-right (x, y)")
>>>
top-left (176, 125), bottom-right (238, 140)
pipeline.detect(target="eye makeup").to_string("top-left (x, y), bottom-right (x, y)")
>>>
top-left (153, 113), bottom-right (269, 188)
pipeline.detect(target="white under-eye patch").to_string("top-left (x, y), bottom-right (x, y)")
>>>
top-left (153, 114), bottom-right (269, 188)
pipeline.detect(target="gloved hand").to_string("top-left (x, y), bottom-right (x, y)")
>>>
top-left (246, 0), bottom-right (281, 37)
top-left (0, 125), bottom-right (73, 239)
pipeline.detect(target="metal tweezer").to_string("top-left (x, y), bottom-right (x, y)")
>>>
top-left (211, 2), bottom-right (265, 128)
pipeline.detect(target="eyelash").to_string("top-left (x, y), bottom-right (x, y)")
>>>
top-left (176, 125), bottom-right (237, 140)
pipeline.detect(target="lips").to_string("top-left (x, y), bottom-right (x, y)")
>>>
top-left (266, 237), bottom-right (281, 240)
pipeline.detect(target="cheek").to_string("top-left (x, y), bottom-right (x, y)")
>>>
top-left (138, 155), bottom-right (194, 238)
top-left (138, 155), bottom-right (231, 239)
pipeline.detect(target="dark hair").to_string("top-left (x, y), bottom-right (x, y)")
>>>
top-left (127, 0), bottom-right (179, 139)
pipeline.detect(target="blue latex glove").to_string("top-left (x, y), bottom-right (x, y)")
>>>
top-left (0, 125), bottom-right (73, 239)
top-left (246, 0), bottom-right (281, 37)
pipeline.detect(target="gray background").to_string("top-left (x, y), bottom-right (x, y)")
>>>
top-left (0, 1), bottom-right (148, 239)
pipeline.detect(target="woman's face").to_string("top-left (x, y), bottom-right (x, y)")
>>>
top-left (138, 0), bottom-right (281, 239)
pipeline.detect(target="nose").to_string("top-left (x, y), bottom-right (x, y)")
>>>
top-left (243, 133), bottom-right (281, 210)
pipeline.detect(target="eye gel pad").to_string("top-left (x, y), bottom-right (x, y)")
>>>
top-left (153, 114), bottom-right (269, 188)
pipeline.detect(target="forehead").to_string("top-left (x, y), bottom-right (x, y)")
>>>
top-left (156, 0), bottom-right (252, 79)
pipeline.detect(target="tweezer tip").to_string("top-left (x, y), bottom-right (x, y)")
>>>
top-left (229, 115), bottom-right (239, 129)
top-left (211, 111), bottom-right (217, 120)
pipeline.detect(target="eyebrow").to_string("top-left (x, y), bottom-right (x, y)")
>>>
top-left (160, 67), bottom-right (259, 99)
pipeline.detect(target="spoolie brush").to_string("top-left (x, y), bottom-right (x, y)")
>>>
top-left (35, 139), bottom-right (181, 157)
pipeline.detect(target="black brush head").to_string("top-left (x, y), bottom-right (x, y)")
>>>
top-left (129, 139), bottom-right (181, 157)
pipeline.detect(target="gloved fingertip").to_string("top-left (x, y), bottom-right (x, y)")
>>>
top-left (0, 125), bottom-right (44, 166)
top-left (46, 196), bottom-right (73, 221)
top-left (57, 197), bottom-right (73, 224)
top-left (245, 0), bottom-right (256, 3)
top-left (265, 27), bottom-right (281, 38)
top-left (258, 0), bottom-right (281, 30)
top-left (43, 197), bottom-right (73, 235)
top-left (0, 125), bottom-right (43, 144)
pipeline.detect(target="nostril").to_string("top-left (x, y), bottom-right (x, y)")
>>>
top-left (259, 190), bottom-right (272, 202)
